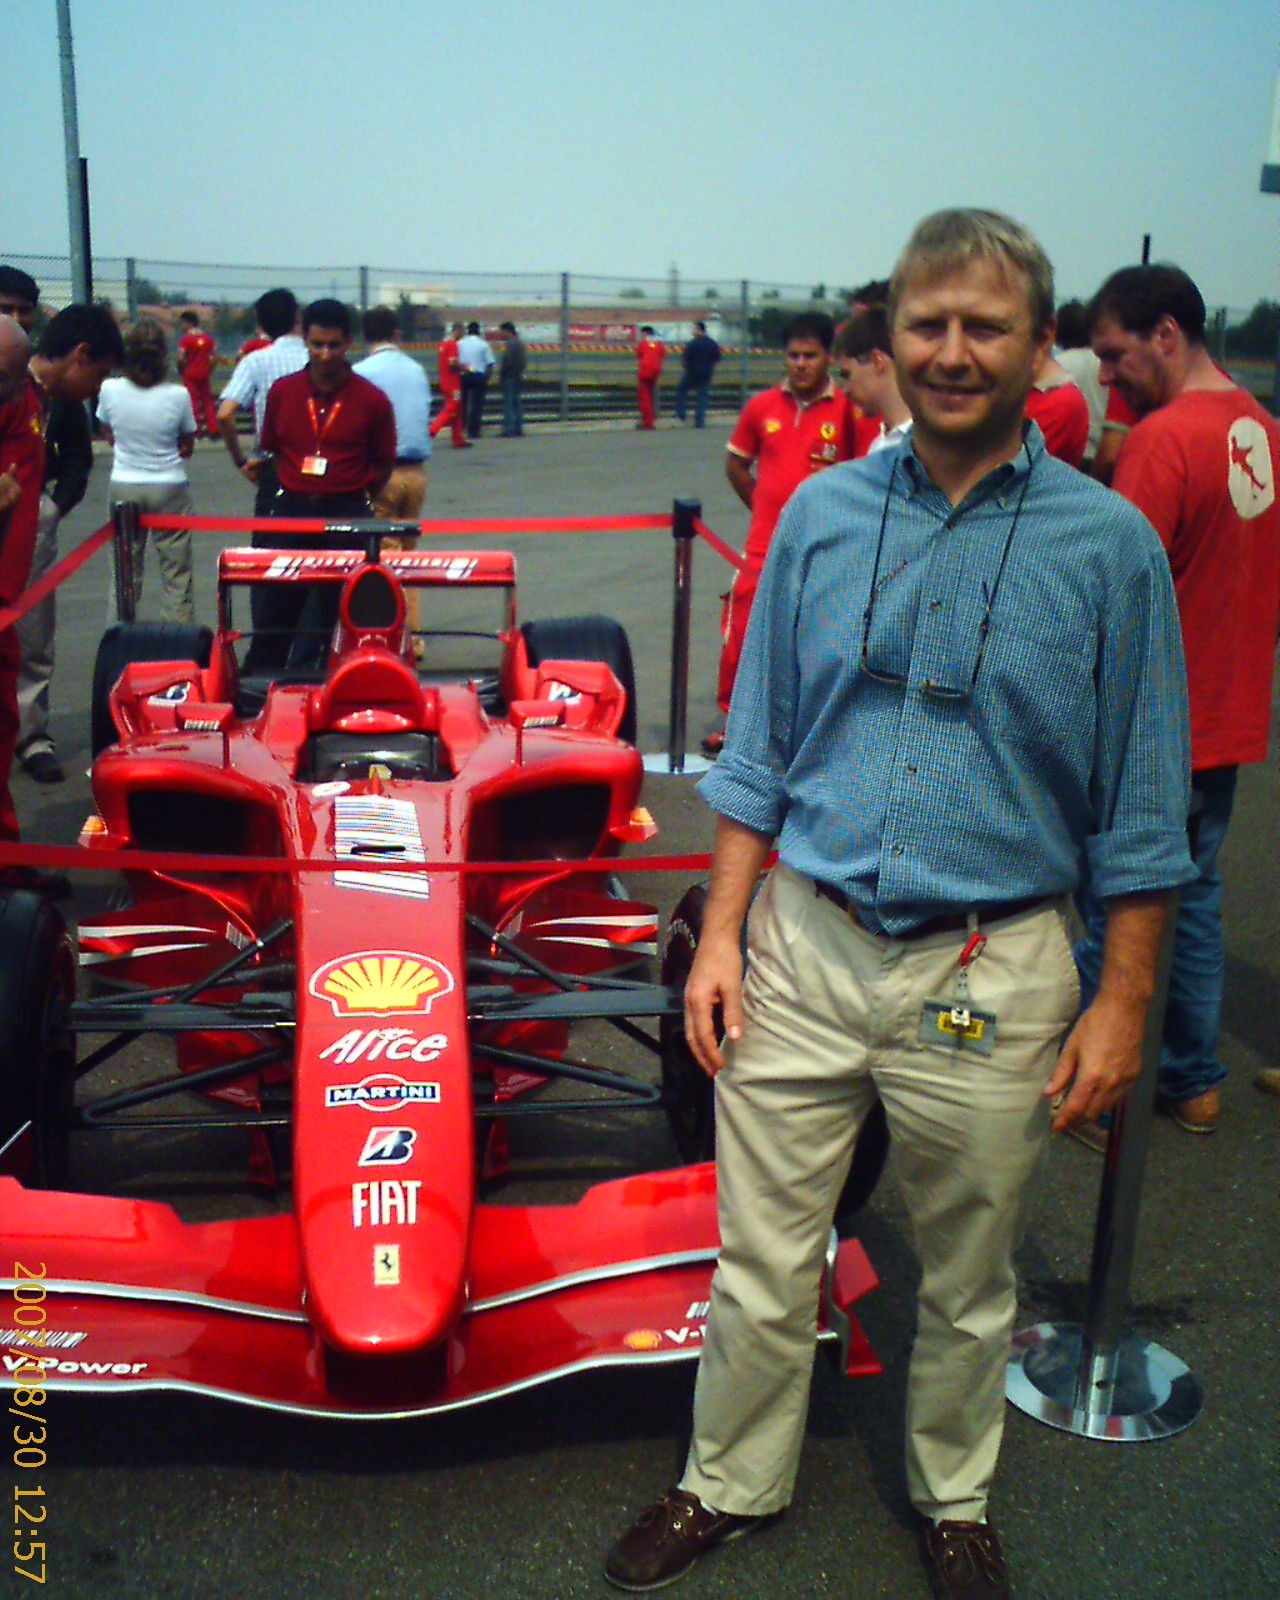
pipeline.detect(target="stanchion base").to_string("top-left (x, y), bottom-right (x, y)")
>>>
top-left (1006, 1323), bottom-right (1201, 1440)
top-left (641, 753), bottom-right (715, 776)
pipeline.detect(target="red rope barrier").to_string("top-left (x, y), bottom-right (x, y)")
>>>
top-left (140, 514), bottom-right (672, 536)
top-left (0, 839), bottom-right (714, 878)
top-left (0, 522), bottom-right (115, 633)
top-left (692, 517), bottom-right (748, 574)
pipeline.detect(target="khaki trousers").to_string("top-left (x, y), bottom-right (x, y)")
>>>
top-left (681, 863), bottom-right (1079, 1522)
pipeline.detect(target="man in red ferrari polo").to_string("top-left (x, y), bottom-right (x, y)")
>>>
top-left (250, 297), bottom-right (395, 673)
top-left (177, 310), bottom-right (220, 438)
top-left (707, 311), bottom-right (862, 751)
top-left (429, 321), bottom-right (469, 449)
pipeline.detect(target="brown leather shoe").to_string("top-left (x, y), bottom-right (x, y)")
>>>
top-left (1156, 1087), bottom-right (1220, 1133)
top-left (1254, 1068), bottom-right (1280, 1097)
top-left (605, 1487), bottom-right (776, 1591)
top-left (920, 1519), bottom-right (1010, 1600)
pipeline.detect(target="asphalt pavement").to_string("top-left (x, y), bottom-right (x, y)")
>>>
top-left (6, 419), bottom-right (1278, 1600)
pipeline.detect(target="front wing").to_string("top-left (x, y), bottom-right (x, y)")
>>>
top-left (0, 1165), bottom-right (879, 1418)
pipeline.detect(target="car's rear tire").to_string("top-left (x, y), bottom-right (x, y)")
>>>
top-left (0, 890), bottom-right (77, 1185)
top-left (659, 879), bottom-right (889, 1230)
top-left (521, 615), bottom-right (638, 746)
top-left (91, 621), bottom-right (213, 756)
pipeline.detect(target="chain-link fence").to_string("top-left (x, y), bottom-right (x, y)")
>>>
top-left (3, 250), bottom-right (1275, 422)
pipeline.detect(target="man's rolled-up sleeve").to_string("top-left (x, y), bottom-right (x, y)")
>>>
top-left (698, 500), bottom-right (805, 839)
top-left (1085, 540), bottom-right (1196, 899)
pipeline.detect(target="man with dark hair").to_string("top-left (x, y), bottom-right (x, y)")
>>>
top-left (0, 268), bottom-right (40, 331)
top-left (497, 321), bottom-right (526, 438)
top-left (429, 321), bottom-right (469, 449)
top-left (1076, 262), bottom-right (1280, 1133)
top-left (1052, 299), bottom-right (1107, 469)
top-left (0, 304), bottom-right (118, 859)
top-left (674, 320), bottom-right (721, 427)
top-left (707, 311), bottom-right (860, 750)
top-left (606, 208), bottom-right (1194, 1600)
top-left (457, 321), bottom-right (495, 439)
top-left (635, 324), bottom-right (664, 429)
top-left (834, 305), bottom-right (912, 451)
top-left (247, 298), bottom-right (395, 673)
top-left (217, 287), bottom-right (308, 515)
top-left (0, 270), bottom-right (98, 786)
top-left (177, 310), bottom-right (219, 439)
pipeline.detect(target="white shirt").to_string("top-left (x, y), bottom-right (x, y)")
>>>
top-left (457, 334), bottom-right (494, 375)
top-left (867, 417), bottom-right (912, 453)
top-left (1055, 346), bottom-right (1107, 462)
top-left (221, 333), bottom-right (308, 436)
top-left (98, 378), bottom-right (196, 483)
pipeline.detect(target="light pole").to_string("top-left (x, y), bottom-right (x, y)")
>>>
top-left (57, 0), bottom-right (90, 304)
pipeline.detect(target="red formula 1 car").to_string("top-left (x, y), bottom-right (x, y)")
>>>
top-left (0, 527), bottom-right (882, 1417)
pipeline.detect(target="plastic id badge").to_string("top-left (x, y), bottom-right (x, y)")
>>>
top-left (919, 999), bottom-right (997, 1057)
top-left (301, 454), bottom-right (329, 476)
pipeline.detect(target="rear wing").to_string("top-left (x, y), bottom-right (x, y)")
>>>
top-left (218, 549), bottom-right (517, 587)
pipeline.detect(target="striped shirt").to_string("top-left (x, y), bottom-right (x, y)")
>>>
top-left (221, 334), bottom-right (308, 437)
top-left (700, 425), bottom-right (1196, 936)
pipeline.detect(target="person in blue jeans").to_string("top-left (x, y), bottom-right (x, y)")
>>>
top-left (1075, 767), bottom-right (1235, 1132)
top-left (674, 321), bottom-right (721, 427)
top-left (498, 321), bottom-right (526, 437)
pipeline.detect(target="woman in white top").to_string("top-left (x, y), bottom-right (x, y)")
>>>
top-left (97, 319), bottom-right (197, 623)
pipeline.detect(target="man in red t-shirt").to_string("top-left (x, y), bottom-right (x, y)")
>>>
top-left (635, 326), bottom-right (664, 429)
top-left (177, 310), bottom-right (220, 439)
top-left (250, 297), bottom-right (395, 675)
top-left (428, 321), bottom-right (468, 449)
top-left (1076, 263), bottom-right (1280, 1132)
top-left (707, 313), bottom-right (861, 749)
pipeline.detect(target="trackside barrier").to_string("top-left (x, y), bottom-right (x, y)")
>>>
top-left (1006, 901), bottom-right (1202, 1440)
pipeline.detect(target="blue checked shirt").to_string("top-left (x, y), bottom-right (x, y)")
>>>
top-left (221, 334), bottom-right (309, 438)
top-left (701, 426), bottom-right (1196, 936)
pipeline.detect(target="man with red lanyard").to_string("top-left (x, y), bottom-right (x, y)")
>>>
top-left (250, 298), bottom-right (395, 674)
top-left (177, 310), bottom-right (220, 438)
top-left (429, 321), bottom-right (469, 449)
top-left (706, 312), bottom-right (862, 753)
top-left (1076, 263), bottom-right (1280, 1134)
top-left (636, 325), bottom-right (664, 429)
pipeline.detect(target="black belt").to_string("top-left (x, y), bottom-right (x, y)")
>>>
top-left (813, 879), bottom-right (1050, 940)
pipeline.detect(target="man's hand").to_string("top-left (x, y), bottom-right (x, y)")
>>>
top-left (1045, 990), bottom-right (1147, 1131)
top-left (684, 933), bottom-right (744, 1078)
top-left (681, 815), bottom-right (774, 1078)
top-left (0, 470), bottom-right (22, 518)
top-left (1044, 890), bottom-right (1170, 1132)
top-left (240, 455), bottom-right (262, 484)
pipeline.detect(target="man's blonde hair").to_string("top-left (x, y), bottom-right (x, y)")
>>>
top-left (888, 209), bottom-right (1055, 334)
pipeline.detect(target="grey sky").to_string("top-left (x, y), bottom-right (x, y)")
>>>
top-left (7, 0), bottom-right (1279, 309)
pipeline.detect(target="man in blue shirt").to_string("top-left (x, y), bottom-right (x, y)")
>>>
top-left (353, 306), bottom-right (432, 655)
top-left (606, 210), bottom-right (1195, 1600)
top-left (674, 320), bottom-right (722, 428)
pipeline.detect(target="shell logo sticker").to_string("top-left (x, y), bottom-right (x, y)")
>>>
top-left (309, 950), bottom-right (455, 1017)
top-left (623, 1329), bottom-right (663, 1351)
top-left (1227, 417), bottom-right (1275, 519)
top-left (764, 418), bottom-right (782, 434)
top-left (820, 421), bottom-right (837, 441)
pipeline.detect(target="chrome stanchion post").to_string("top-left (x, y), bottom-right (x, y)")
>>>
top-left (1007, 898), bottom-right (1202, 1440)
top-left (668, 497), bottom-right (698, 772)
top-left (643, 497), bottom-right (713, 777)
top-left (112, 500), bottom-right (139, 624)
